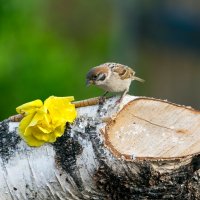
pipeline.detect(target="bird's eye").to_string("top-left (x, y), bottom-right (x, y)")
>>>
top-left (97, 73), bottom-right (106, 81)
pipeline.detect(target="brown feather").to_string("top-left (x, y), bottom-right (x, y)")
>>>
top-left (112, 64), bottom-right (126, 75)
top-left (94, 66), bottom-right (109, 74)
top-left (113, 64), bottom-right (135, 80)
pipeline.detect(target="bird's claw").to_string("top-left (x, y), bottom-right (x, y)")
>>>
top-left (115, 98), bottom-right (122, 105)
top-left (99, 96), bottom-right (106, 105)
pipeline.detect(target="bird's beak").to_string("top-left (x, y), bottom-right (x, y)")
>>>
top-left (86, 80), bottom-right (94, 86)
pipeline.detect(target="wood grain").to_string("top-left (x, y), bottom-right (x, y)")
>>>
top-left (104, 98), bottom-right (200, 159)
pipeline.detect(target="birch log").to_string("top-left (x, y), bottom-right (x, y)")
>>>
top-left (0, 95), bottom-right (200, 200)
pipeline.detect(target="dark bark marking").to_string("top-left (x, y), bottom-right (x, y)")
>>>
top-left (0, 120), bottom-right (21, 162)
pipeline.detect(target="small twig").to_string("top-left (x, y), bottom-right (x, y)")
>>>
top-left (9, 96), bottom-right (107, 122)
top-left (73, 97), bottom-right (102, 108)
top-left (9, 114), bottom-right (24, 122)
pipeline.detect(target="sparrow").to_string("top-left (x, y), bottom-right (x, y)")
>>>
top-left (86, 62), bottom-right (144, 103)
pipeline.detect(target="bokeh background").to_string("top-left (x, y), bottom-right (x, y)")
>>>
top-left (1, 0), bottom-right (200, 120)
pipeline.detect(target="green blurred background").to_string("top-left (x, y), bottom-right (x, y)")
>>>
top-left (1, 0), bottom-right (200, 120)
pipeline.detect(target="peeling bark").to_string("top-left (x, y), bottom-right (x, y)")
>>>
top-left (0, 96), bottom-right (200, 200)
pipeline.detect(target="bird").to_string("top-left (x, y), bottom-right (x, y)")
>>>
top-left (86, 62), bottom-right (144, 104)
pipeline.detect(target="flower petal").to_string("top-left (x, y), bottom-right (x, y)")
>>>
top-left (44, 96), bottom-right (76, 122)
top-left (19, 113), bottom-right (36, 136)
top-left (19, 126), bottom-right (45, 147)
top-left (16, 100), bottom-right (43, 115)
top-left (25, 134), bottom-right (45, 147)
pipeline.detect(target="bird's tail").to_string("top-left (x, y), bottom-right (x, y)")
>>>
top-left (133, 76), bottom-right (145, 83)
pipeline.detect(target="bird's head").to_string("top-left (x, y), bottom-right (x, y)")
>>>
top-left (86, 65), bottom-right (109, 86)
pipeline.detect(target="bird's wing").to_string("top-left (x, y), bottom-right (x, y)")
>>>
top-left (112, 64), bottom-right (135, 80)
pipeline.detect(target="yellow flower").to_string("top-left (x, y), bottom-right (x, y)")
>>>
top-left (16, 96), bottom-right (77, 147)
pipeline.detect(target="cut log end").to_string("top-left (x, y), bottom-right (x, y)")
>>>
top-left (103, 98), bottom-right (200, 160)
